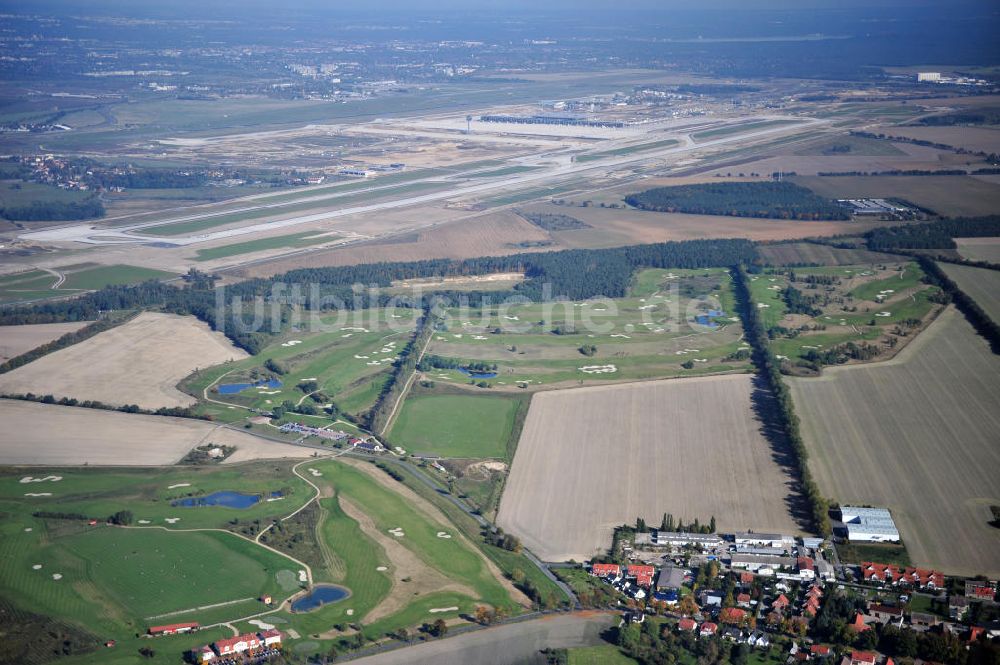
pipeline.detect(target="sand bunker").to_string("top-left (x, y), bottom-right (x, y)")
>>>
top-left (388, 527), bottom-right (405, 538)
top-left (24, 493), bottom-right (52, 497)
top-left (167, 483), bottom-right (191, 489)
top-left (308, 468), bottom-right (322, 477)
top-left (429, 606), bottom-right (459, 613)
top-left (298, 570), bottom-right (308, 583)
top-left (436, 531), bottom-right (452, 539)
top-left (138, 520), bottom-right (151, 524)
top-left (249, 619), bottom-right (276, 630)
top-left (20, 475), bottom-right (63, 484)
top-left (578, 365), bottom-right (617, 374)
top-left (164, 517), bottom-right (180, 524)
top-left (376, 566), bottom-right (388, 572)
top-left (52, 573), bottom-right (62, 580)
top-left (346, 609), bottom-right (355, 616)
top-left (32, 564), bottom-right (42, 570)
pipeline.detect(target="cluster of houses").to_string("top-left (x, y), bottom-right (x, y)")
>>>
top-left (859, 562), bottom-right (945, 589)
top-left (189, 630), bottom-right (283, 663)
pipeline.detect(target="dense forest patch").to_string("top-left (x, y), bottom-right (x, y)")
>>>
top-left (625, 181), bottom-right (850, 221)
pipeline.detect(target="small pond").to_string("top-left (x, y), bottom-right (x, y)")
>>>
top-left (217, 378), bottom-right (282, 395)
top-left (694, 309), bottom-right (725, 327)
top-left (458, 367), bottom-right (498, 379)
top-left (291, 584), bottom-right (350, 612)
top-left (171, 490), bottom-right (281, 509)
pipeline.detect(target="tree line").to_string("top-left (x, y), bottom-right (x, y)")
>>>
top-left (865, 215), bottom-right (1000, 250)
top-left (917, 256), bottom-right (1000, 353)
top-left (0, 197), bottom-right (105, 222)
top-left (731, 266), bottom-right (831, 536)
top-left (625, 182), bottom-right (850, 221)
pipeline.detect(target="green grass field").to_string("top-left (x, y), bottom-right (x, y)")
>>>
top-left (194, 231), bottom-right (339, 261)
top-left (57, 264), bottom-right (176, 290)
top-left (181, 308), bottom-right (417, 422)
top-left (576, 138), bottom-right (680, 163)
top-left (388, 394), bottom-right (521, 458)
top-left (420, 268), bottom-right (749, 389)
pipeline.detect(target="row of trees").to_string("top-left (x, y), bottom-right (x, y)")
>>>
top-left (0, 315), bottom-right (126, 374)
top-left (865, 215), bottom-right (1000, 251)
top-left (365, 311), bottom-right (432, 434)
top-left (0, 197), bottom-right (105, 221)
top-left (625, 182), bottom-right (850, 221)
top-left (732, 266), bottom-right (831, 536)
top-left (917, 256), bottom-right (1000, 353)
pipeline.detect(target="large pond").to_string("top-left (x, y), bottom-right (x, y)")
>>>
top-left (171, 490), bottom-right (281, 509)
top-left (217, 378), bottom-right (282, 395)
top-left (458, 367), bottom-right (498, 379)
top-left (291, 584), bottom-right (350, 612)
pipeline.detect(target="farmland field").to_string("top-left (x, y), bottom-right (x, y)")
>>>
top-left (794, 175), bottom-right (1000, 217)
top-left (0, 312), bottom-right (248, 409)
top-left (0, 399), bottom-right (310, 466)
top-left (497, 374), bottom-right (803, 562)
top-left (387, 393), bottom-right (523, 458)
top-left (789, 308), bottom-right (1000, 577)
top-left (0, 321), bottom-right (91, 361)
top-left (954, 237), bottom-right (1000, 264)
top-left (938, 263), bottom-right (1000, 324)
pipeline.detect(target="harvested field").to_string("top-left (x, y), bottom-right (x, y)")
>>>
top-left (955, 237), bottom-right (1000, 264)
top-left (0, 321), bottom-right (91, 362)
top-left (758, 243), bottom-right (896, 267)
top-left (0, 312), bottom-right (247, 409)
top-left (497, 374), bottom-right (802, 562)
top-left (789, 308), bottom-right (1000, 577)
top-left (878, 125), bottom-right (1000, 154)
top-left (0, 399), bottom-right (303, 466)
top-left (347, 612), bottom-right (617, 665)
top-left (939, 263), bottom-right (1000, 324)
top-left (794, 175), bottom-right (1000, 217)
top-left (520, 203), bottom-right (886, 250)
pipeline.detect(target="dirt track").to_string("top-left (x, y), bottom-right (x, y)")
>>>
top-left (790, 308), bottom-right (1000, 577)
top-left (0, 312), bottom-right (247, 409)
top-left (497, 374), bottom-right (802, 561)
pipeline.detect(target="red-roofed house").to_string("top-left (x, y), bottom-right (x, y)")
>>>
top-left (629, 564), bottom-right (655, 588)
top-left (737, 593), bottom-right (752, 608)
top-left (260, 629), bottom-right (282, 647)
top-left (740, 572), bottom-right (755, 585)
top-left (772, 594), bottom-right (790, 612)
top-left (810, 645), bottom-right (832, 658)
top-left (700, 622), bottom-right (718, 637)
top-left (678, 617), bottom-right (698, 632)
top-left (797, 557), bottom-right (816, 580)
top-left (901, 567), bottom-right (944, 590)
top-left (806, 585), bottom-right (824, 600)
top-left (862, 562), bottom-right (901, 584)
top-left (591, 563), bottom-right (621, 578)
top-left (966, 582), bottom-right (996, 601)
top-left (148, 622), bottom-right (198, 636)
top-left (213, 633), bottom-right (261, 657)
top-left (967, 626), bottom-right (985, 643)
top-left (803, 597), bottom-right (821, 617)
top-left (851, 652), bottom-right (877, 665)
top-left (851, 613), bottom-right (872, 633)
top-left (720, 607), bottom-right (747, 624)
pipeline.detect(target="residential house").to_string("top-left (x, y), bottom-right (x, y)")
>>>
top-left (591, 563), bottom-right (621, 578)
top-left (657, 566), bottom-right (687, 592)
top-left (850, 651), bottom-right (877, 665)
top-left (737, 593), bottom-right (753, 608)
top-left (723, 626), bottom-right (743, 641)
top-left (910, 612), bottom-right (938, 630)
top-left (749, 631), bottom-right (771, 649)
top-left (678, 617), bottom-right (698, 632)
top-left (629, 564), bottom-right (655, 588)
top-left (701, 589), bottom-right (724, 608)
top-left (810, 645), bottom-right (832, 659)
top-left (949, 596), bottom-right (970, 621)
top-left (868, 604), bottom-right (904, 625)
top-left (851, 613), bottom-right (873, 632)
top-left (214, 633), bottom-right (262, 657)
top-left (720, 607), bottom-right (748, 625)
top-left (772, 594), bottom-right (791, 613)
top-left (965, 581), bottom-right (996, 601)
top-left (700, 622), bottom-right (719, 637)
top-left (797, 557), bottom-right (816, 581)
